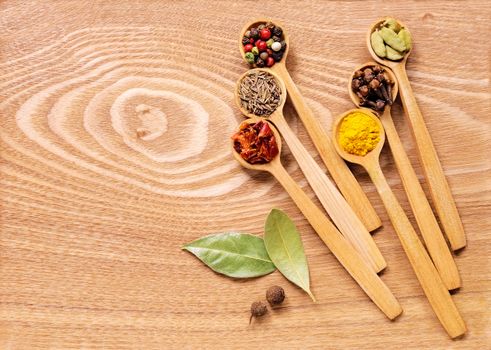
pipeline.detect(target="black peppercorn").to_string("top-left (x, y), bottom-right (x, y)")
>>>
top-left (256, 58), bottom-right (265, 68)
top-left (242, 36), bottom-right (250, 46)
top-left (249, 301), bottom-right (268, 323)
top-left (250, 28), bottom-right (259, 39)
top-left (273, 26), bottom-right (283, 37)
top-left (266, 286), bottom-right (285, 306)
top-left (280, 40), bottom-right (287, 50)
top-left (272, 51), bottom-right (283, 62)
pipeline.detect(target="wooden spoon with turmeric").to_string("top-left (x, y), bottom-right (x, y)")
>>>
top-left (332, 110), bottom-right (466, 339)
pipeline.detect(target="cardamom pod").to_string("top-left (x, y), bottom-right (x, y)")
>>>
top-left (371, 31), bottom-right (386, 58)
top-left (386, 46), bottom-right (404, 60)
top-left (380, 27), bottom-right (406, 53)
top-left (398, 28), bottom-right (412, 50)
top-left (384, 18), bottom-right (402, 33)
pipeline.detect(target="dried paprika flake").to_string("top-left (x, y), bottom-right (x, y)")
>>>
top-left (232, 120), bottom-right (279, 164)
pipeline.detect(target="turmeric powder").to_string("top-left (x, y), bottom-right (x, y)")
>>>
top-left (338, 111), bottom-right (380, 156)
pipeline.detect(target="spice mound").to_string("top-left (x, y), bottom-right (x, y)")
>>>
top-left (338, 112), bottom-right (381, 156)
top-left (232, 120), bottom-right (279, 164)
top-left (242, 21), bottom-right (287, 68)
top-left (371, 18), bottom-right (412, 61)
top-left (352, 65), bottom-right (394, 111)
top-left (238, 70), bottom-right (281, 116)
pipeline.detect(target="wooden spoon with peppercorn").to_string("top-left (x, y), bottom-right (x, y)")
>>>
top-left (349, 63), bottom-right (461, 291)
top-left (239, 18), bottom-right (382, 233)
top-left (235, 68), bottom-right (387, 274)
top-left (367, 17), bottom-right (466, 251)
top-left (332, 111), bottom-right (466, 339)
top-left (231, 118), bottom-right (402, 320)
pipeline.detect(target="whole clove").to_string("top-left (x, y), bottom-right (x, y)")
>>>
top-left (351, 65), bottom-right (394, 112)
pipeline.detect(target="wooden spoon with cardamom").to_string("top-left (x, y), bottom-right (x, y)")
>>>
top-left (235, 68), bottom-right (386, 273)
top-left (239, 18), bottom-right (381, 232)
top-left (332, 110), bottom-right (466, 339)
top-left (367, 17), bottom-right (466, 251)
top-left (231, 118), bottom-right (402, 320)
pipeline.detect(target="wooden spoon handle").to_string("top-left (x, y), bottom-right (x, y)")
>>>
top-left (274, 116), bottom-right (386, 273)
top-left (381, 111), bottom-right (461, 290)
top-left (393, 64), bottom-right (466, 251)
top-left (368, 163), bottom-right (466, 338)
top-left (270, 163), bottom-right (402, 320)
top-left (272, 63), bottom-right (381, 232)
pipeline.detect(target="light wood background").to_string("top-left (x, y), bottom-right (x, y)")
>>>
top-left (1, 1), bottom-right (490, 349)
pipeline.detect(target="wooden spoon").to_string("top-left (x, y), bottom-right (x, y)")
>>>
top-left (332, 110), bottom-right (466, 338)
top-left (348, 63), bottom-right (461, 290)
top-left (231, 118), bottom-right (402, 320)
top-left (366, 18), bottom-right (466, 251)
top-left (239, 18), bottom-right (381, 232)
top-left (235, 68), bottom-right (386, 273)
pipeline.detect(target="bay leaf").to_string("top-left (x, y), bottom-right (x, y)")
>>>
top-left (183, 232), bottom-right (276, 278)
top-left (264, 209), bottom-right (316, 301)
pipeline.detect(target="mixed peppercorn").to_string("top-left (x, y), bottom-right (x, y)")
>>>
top-left (242, 22), bottom-right (287, 68)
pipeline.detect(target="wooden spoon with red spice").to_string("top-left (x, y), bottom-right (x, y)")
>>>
top-left (231, 118), bottom-right (402, 320)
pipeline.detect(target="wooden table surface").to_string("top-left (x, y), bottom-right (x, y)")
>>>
top-left (1, 1), bottom-right (490, 349)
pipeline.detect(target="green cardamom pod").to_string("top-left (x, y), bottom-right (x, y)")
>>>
top-left (384, 18), bottom-right (402, 33)
top-left (386, 46), bottom-right (404, 60)
top-left (371, 30), bottom-right (386, 58)
top-left (398, 28), bottom-right (412, 50)
top-left (380, 27), bottom-right (406, 53)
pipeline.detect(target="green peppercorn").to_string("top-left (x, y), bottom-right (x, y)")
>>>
top-left (251, 47), bottom-right (259, 56)
top-left (266, 38), bottom-right (274, 48)
top-left (244, 30), bottom-right (251, 38)
top-left (244, 52), bottom-right (255, 64)
top-left (258, 24), bottom-right (265, 30)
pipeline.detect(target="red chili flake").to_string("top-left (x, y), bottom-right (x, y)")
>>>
top-left (231, 120), bottom-right (279, 164)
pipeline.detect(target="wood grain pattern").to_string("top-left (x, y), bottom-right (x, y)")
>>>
top-left (1, 0), bottom-right (490, 349)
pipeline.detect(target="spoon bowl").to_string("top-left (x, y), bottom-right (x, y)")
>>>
top-left (230, 118), bottom-right (283, 173)
top-left (332, 109), bottom-right (385, 168)
top-left (348, 62), bottom-right (399, 109)
top-left (234, 68), bottom-right (287, 120)
top-left (367, 17), bottom-right (411, 69)
top-left (239, 18), bottom-right (290, 68)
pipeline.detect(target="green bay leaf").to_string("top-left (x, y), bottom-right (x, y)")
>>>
top-left (183, 232), bottom-right (276, 278)
top-left (264, 209), bottom-right (315, 301)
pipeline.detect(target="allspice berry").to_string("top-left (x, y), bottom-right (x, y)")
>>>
top-left (249, 301), bottom-right (268, 323)
top-left (266, 285), bottom-right (285, 306)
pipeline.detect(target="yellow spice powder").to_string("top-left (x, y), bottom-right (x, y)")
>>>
top-left (338, 112), bottom-right (380, 156)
